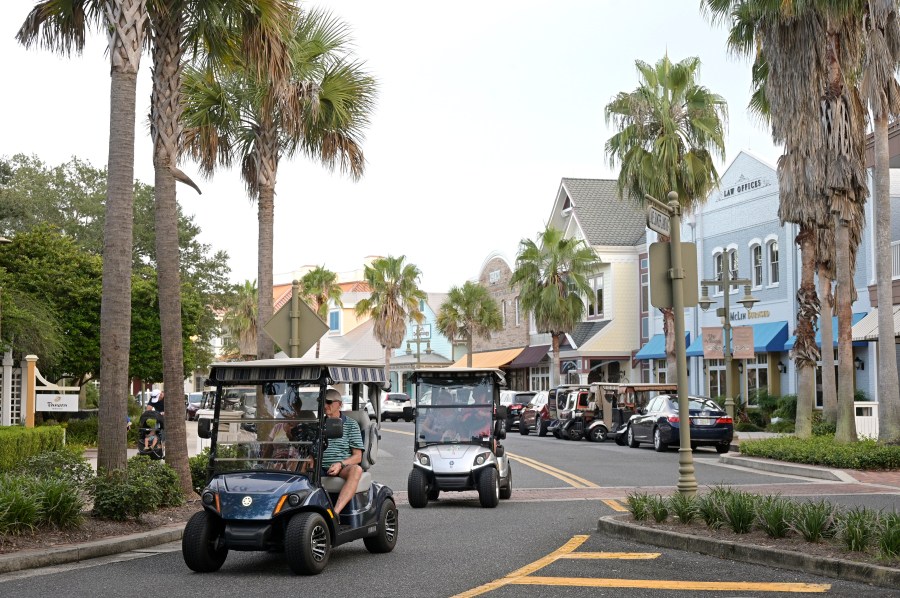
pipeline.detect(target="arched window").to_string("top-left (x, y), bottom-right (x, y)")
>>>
top-left (751, 244), bottom-right (762, 288)
top-left (713, 252), bottom-right (724, 294)
top-left (727, 247), bottom-right (739, 292)
top-left (768, 240), bottom-right (779, 284)
top-left (501, 300), bottom-right (507, 327)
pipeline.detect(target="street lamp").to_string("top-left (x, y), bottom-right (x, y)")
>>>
top-left (698, 265), bottom-right (758, 420)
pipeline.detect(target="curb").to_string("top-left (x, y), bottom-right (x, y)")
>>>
top-left (0, 524), bottom-right (184, 575)
top-left (597, 514), bottom-right (900, 590)
top-left (718, 454), bottom-right (852, 482)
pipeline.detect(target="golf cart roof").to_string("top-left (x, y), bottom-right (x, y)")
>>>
top-left (207, 358), bottom-right (387, 386)
top-left (409, 367), bottom-right (506, 384)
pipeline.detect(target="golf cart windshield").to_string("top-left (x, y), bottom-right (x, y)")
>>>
top-left (415, 379), bottom-right (493, 445)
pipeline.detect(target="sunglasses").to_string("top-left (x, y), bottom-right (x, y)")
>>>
top-left (325, 398), bottom-right (340, 404)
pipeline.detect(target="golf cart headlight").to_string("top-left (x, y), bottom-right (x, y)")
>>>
top-left (416, 452), bottom-right (430, 466)
top-left (287, 493), bottom-right (302, 507)
top-left (201, 491), bottom-right (216, 506)
top-left (474, 451), bottom-right (491, 466)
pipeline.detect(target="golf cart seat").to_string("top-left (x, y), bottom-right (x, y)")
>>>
top-left (321, 410), bottom-right (378, 493)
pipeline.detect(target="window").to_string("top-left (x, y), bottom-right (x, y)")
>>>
top-left (529, 365), bottom-right (550, 391)
top-left (768, 241), bottom-right (779, 284)
top-left (515, 297), bottom-right (520, 326)
top-left (746, 354), bottom-right (768, 406)
top-left (707, 359), bottom-right (725, 399)
top-left (501, 300), bottom-right (507, 327)
top-left (588, 275), bottom-right (604, 319)
top-left (751, 244), bottom-right (763, 288)
top-left (728, 248), bottom-right (739, 292)
top-left (714, 252), bottom-right (723, 293)
top-left (328, 310), bottom-right (340, 333)
top-left (641, 316), bottom-right (649, 340)
top-left (654, 359), bottom-right (667, 383)
top-left (641, 272), bottom-right (649, 313)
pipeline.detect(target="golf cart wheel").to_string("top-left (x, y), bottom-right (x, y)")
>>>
top-left (427, 485), bottom-right (440, 501)
top-left (589, 425), bottom-right (608, 443)
top-left (499, 463), bottom-right (512, 500)
top-left (715, 443), bottom-right (730, 454)
top-left (477, 467), bottom-right (500, 508)
top-left (285, 511), bottom-right (331, 575)
top-left (653, 428), bottom-right (667, 452)
top-left (519, 421), bottom-right (530, 436)
top-left (627, 425), bottom-right (639, 448)
top-left (537, 419), bottom-right (548, 437)
top-left (407, 468), bottom-right (430, 508)
top-left (364, 498), bottom-right (398, 554)
top-left (390, 416), bottom-right (399, 422)
top-left (182, 511), bottom-right (228, 573)
top-left (567, 427), bottom-right (583, 441)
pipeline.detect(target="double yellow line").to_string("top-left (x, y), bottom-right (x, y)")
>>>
top-left (506, 452), bottom-right (598, 488)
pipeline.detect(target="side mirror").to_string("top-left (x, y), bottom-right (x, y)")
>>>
top-left (197, 418), bottom-right (211, 439)
top-left (324, 417), bottom-right (344, 439)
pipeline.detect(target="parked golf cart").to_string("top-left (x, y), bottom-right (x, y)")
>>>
top-left (599, 382), bottom-right (678, 445)
top-left (183, 359), bottom-right (397, 576)
top-left (407, 368), bottom-right (511, 508)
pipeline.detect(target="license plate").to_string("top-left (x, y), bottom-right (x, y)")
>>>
top-left (694, 418), bottom-right (713, 426)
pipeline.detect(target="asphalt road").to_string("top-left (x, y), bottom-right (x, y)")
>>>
top-left (2, 420), bottom-right (897, 597)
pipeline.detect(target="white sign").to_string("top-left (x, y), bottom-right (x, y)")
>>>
top-left (647, 205), bottom-right (671, 236)
top-left (36, 393), bottom-right (79, 412)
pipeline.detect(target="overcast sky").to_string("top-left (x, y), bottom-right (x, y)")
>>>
top-left (1, 1), bottom-right (781, 292)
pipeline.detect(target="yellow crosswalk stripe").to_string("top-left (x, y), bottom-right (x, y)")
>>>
top-left (559, 552), bottom-right (659, 559)
top-left (506, 452), bottom-right (598, 488)
top-left (602, 498), bottom-right (628, 511)
top-left (509, 577), bottom-right (830, 592)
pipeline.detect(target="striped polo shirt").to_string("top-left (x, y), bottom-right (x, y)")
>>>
top-left (322, 415), bottom-right (364, 468)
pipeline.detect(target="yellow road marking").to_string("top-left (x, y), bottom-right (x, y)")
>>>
top-left (509, 577), bottom-right (830, 592)
top-left (559, 552), bottom-right (659, 559)
top-left (602, 498), bottom-right (628, 512)
top-left (507, 452), bottom-right (598, 488)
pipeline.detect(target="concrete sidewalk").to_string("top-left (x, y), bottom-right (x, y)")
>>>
top-left (83, 420), bottom-right (202, 470)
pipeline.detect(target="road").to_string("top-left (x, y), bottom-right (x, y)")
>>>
top-left (3, 420), bottom-right (898, 597)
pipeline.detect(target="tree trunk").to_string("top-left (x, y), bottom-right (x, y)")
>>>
top-left (793, 225), bottom-right (819, 439)
top-left (384, 344), bottom-right (392, 390)
top-left (466, 334), bottom-right (473, 368)
top-left (97, 0), bottom-right (147, 474)
top-left (550, 333), bottom-right (561, 387)
top-left (256, 183), bottom-right (275, 360)
top-left (834, 213), bottom-right (858, 443)
top-left (818, 274), bottom-right (837, 423)
top-left (662, 307), bottom-right (676, 382)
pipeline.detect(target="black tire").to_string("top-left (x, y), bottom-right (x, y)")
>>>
top-left (478, 467), bottom-right (500, 508)
top-left (519, 421), bottom-right (530, 436)
top-left (627, 425), bottom-right (639, 448)
top-left (285, 511), bottom-right (331, 575)
top-left (653, 427), bottom-right (667, 452)
top-left (407, 468), bottom-right (429, 508)
top-left (715, 443), bottom-right (730, 454)
top-left (615, 432), bottom-right (627, 446)
top-left (589, 425), bottom-right (608, 443)
top-left (427, 485), bottom-right (440, 501)
top-left (390, 416), bottom-right (399, 422)
top-left (499, 463), bottom-right (512, 500)
top-left (182, 511), bottom-right (228, 573)
top-left (363, 498), bottom-right (398, 553)
top-left (537, 419), bottom-right (548, 437)
top-left (567, 426), bottom-right (583, 441)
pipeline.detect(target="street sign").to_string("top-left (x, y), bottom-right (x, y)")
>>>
top-left (647, 205), bottom-right (671, 236)
top-left (263, 296), bottom-right (329, 358)
top-left (648, 241), bottom-right (699, 308)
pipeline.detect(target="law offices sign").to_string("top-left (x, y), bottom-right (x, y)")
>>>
top-left (715, 174), bottom-right (772, 202)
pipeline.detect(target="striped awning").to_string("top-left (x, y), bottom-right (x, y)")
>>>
top-left (851, 306), bottom-right (900, 341)
top-left (208, 358), bottom-right (386, 385)
top-left (451, 348), bottom-right (524, 369)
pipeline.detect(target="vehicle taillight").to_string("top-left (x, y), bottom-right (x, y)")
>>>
top-left (667, 416), bottom-right (680, 423)
top-left (540, 405), bottom-right (549, 419)
top-left (715, 417), bottom-right (733, 424)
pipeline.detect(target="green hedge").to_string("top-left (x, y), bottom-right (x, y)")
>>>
top-left (0, 426), bottom-right (65, 471)
top-left (740, 435), bottom-right (900, 470)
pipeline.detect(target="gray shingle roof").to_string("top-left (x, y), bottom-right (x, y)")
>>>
top-left (567, 320), bottom-right (611, 349)
top-left (561, 178), bottom-right (647, 246)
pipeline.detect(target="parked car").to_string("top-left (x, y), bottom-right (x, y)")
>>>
top-left (342, 395), bottom-right (377, 420)
top-left (625, 394), bottom-right (733, 453)
top-left (518, 391), bottom-right (550, 436)
top-left (382, 392), bottom-right (412, 422)
top-left (185, 392), bottom-right (203, 421)
top-left (499, 390), bottom-right (536, 432)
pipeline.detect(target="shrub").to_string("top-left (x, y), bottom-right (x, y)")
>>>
top-left (0, 426), bottom-right (66, 470)
top-left (668, 492), bottom-right (698, 525)
top-left (647, 495), bottom-right (669, 523)
top-left (767, 420), bottom-right (795, 434)
top-left (189, 449), bottom-right (213, 495)
top-left (126, 455), bottom-right (184, 508)
top-left (625, 491), bottom-right (651, 522)
top-left (16, 448), bottom-right (94, 492)
top-left (756, 495), bottom-right (794, 539)
top-left (91, 468), bottom-right (159, 521)
top-left (838, 507), bottom-right (877, 553)
top-left (32, 476), bottom-right (85, 529)
top-left (64, 416), bottom-right (99, 446)
top-left (739, 435), bottom-right (900, 470)
top-left (0, 474), bottom-right (41, 535)
top-left (723, 490), bottom-right (757, 534)
top-left (696, 487), bottom-right (730, 529)
top-left (735, 421), bottom-right (763, 432)
top-left (878, 512), bottom-right (900, 560)
top-left (811, 414), bottom-right (836, 437)
top-left (792, 499), bottom-right (837, 542)
top-left (774, 394), bottom-right (797, 420)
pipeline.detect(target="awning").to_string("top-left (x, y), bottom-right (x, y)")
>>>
top-left (784, 313), bottom-right (867, 350)
top-left (451, 347), bottom-right (524, 369)
top-left (635, 334), bottom-right (689, 360)
top-left (851, 306), bottom-right (900, 341)
top-left (508, 345), bottom-right (550, 368)
top-left (687, 321), bottom-right (789, 357)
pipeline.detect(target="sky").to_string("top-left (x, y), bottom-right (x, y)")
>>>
top-left (0, 0), bottom-right (782, 293)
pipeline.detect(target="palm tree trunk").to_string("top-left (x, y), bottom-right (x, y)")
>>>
top-left (466, 334), bottom-right (473, 368)
top-left (794, 224), bottom-right (819, 439)
top-left (150, 3), bottom-right (191, 495)
top-left (662, 307), bottom-right (676, 381)
top-left (384, 345), bottom-right (392, 389)
top-left (834, 213), bottom-right (858, 443)
top-left (818, 273), bottom-right (837, 422)
top-left (97, 0), bottom-right (147, 474)
top-left (257, 183), bottom-right (275, 360)
top-left (551, 333), bottom-right (561, 387)
top-left (874, 114), bottom-right (900, 443)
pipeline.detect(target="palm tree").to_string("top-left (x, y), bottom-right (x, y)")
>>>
top-left (223, 280), bottom-right (258, 360)
top-left (299, 266), bottom-right (343, 358)
top-left (435, 281), bottom-right (503, 367)
top-left (147, 0), bottom-right (295, 496)
top-left (510, 226), bottom-right (601, 388)
top-left (604, 53), bottom-right (728, 380)
top-left (861, 0), bottom-right (900, 443)
top-left (17, 0), bottom-right (149, 472)
top-left (182, 6), bottom-right (376, 361)
top-left (355, 256), bottom-right (426, 382)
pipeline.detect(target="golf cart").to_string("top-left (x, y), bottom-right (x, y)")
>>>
top-left (599, 382), bottom-right (678, 444)
top-left (407, 368), bottom-right (511, 508)
top-left (183, 359), bottom-right (397, 575)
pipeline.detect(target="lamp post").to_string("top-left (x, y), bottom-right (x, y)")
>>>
top-left (698, 266), bottom-right (758, 420)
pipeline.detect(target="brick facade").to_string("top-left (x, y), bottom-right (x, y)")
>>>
top-left (472, 254), bottom-right (530, 352)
